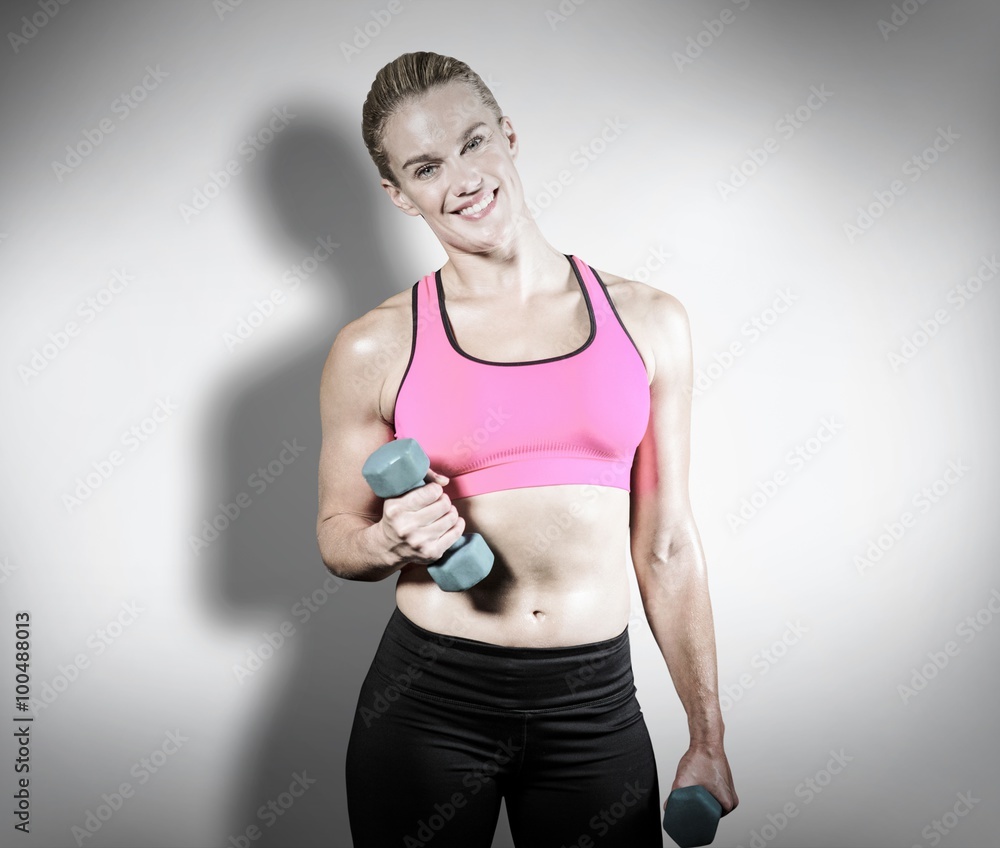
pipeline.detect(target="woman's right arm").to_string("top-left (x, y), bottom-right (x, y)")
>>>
top-left (315, 313), bottom-right (462, 581)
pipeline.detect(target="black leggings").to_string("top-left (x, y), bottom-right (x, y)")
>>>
top-left (345, 607), bottom-right (662, 847)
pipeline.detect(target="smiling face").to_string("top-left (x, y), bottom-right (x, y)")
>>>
top-left (380, 80), bottom-right (529, 255)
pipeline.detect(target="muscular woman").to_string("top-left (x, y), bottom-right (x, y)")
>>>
top-left (317, 51), bottom-right (738, 847)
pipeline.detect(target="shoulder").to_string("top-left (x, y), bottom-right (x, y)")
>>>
top-left (592, 267), bottom-right (687, 323)
top-left (320, 286), bottom-right (414, 407)
top-left (591, 267), bottom-right (690, 384)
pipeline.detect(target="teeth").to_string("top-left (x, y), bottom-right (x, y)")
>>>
top-left (458, 190), bottom-right (495, 216)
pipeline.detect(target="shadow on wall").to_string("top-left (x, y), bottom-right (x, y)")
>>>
top-left (199, 107), bottom-right (404, 848)
top-left (198, 103), bottom-right (517, 848)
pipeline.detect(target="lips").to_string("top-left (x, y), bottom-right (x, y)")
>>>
top-left (453, 187), bottom-right (498, 217)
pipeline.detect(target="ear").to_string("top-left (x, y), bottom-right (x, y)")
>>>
top-left (500, 116), bottom-right (518, 161)
top-left (381, 179), bottom-right (422, 217)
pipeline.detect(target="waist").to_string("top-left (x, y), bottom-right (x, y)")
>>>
top-left (395, 484), bottom-right (633, 644)
top-left (373, 606), bottom-right (635, 711)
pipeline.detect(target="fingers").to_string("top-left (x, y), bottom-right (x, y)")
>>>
top-left (721, 790), bottom-right (739, 815)
top-left (381, 472), bottom-right (464, 563)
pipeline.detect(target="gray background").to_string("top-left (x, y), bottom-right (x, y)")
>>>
top-left (1, 1), bottom-right (998, 846)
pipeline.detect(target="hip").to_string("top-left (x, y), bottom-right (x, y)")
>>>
top-left (367, 605), bottom-right (637, 713)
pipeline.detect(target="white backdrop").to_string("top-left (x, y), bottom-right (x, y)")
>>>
top-left (1, 1), bottom-right (998, 847)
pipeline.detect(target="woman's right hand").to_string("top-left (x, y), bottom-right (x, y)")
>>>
top-left (378, 469), bottom-right (466, 566)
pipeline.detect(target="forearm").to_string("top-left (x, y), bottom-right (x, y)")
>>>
top-left (637, 532), bottom-right (725, 746)
top-left (317, 513), bottom-right (404, 582)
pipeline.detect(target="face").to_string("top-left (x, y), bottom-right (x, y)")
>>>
top-left (380, 80), bottom-right (528, 254)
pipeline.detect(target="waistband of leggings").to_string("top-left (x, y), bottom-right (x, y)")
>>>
top-left (372, 606), bottom-right (635, 711)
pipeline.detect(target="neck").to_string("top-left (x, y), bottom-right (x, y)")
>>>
top-left (438, 215), bottom-right (570, 301)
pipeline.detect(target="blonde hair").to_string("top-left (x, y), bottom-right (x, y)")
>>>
top-left (362, 51), bottom-right (503, 185)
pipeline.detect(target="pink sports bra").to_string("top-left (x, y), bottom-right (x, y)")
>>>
top-left (392, 254), bottom-right (651, 500)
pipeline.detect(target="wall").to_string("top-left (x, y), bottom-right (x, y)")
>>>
top-left (1, 1), bottom-right (998, 846)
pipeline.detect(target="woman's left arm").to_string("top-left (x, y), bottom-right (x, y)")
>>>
top-left (628, 287), bottom-right (739, 815)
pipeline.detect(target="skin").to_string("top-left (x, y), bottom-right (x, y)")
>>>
top-left (316, 79), bottom-right (738, 815)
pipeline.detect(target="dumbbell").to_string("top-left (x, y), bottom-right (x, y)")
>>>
top-left (662, 785), bottom-right (722, 848)
top-left (361, 438), bottom-right (494, 592)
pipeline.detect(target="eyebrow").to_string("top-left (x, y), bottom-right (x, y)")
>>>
top-left (400, 122), bottom-right (489, 172)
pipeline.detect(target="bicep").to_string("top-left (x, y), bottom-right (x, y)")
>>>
top-left (316, 321), bottom-right (397, 531)
top-left (630, 292), bottom-right (696, 563)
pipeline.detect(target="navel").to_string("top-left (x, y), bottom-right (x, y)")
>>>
top-left (531, 610), bottom-right (546, 620)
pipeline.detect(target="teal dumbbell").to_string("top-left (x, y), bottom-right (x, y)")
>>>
top-left (361, 438), bottom-right (493, 592)
top-left (663, 786), bottom-right (722, 848)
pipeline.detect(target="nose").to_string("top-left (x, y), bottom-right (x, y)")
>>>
top-left (451, 157), bottom-right (483, 196)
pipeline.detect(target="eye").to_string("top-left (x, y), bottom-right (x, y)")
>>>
top-left (464, 135), bottom-right (485, 152)
top-left (415, 164), bottom-right (437, 179)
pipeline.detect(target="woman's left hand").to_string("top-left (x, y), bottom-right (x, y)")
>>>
top-left (666, 742), bottom-right (739, 815)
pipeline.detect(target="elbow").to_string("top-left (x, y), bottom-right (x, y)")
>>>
top-left (317, 549), bottom-right (376, 583)
top-left (316, 516), bottom-right (350, 579)
top-left (632, 522), bottom-right (705, 590)
top-left (318, 552), bottom-right (349, 580)
top-left (633, 514), bottom-right (699, 563)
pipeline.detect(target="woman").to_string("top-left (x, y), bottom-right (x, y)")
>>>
top-left (317, 52), bottom-right (737, 847)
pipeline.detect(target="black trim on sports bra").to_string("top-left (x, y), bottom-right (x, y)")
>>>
top-left (390, 281), bottom-right (420, 428)
top-left (434, 254), bottom-right (597, 367)
top-left (588, 264), bottom-right (647, 370)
